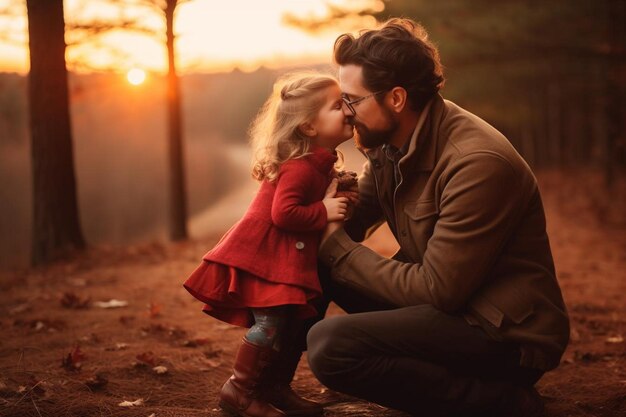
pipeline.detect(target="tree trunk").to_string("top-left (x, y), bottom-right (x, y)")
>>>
top-left (165, 0), bottom-right (188, 240)
top-left (26, 0), bottom-right (86, 265)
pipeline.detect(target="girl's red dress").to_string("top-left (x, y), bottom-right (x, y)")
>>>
top-left (183, 145), bottom-right (338, 328)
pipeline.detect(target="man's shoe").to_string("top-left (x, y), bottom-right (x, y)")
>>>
top-left (263, 383), bottom-right (324, 416)
top-left (259, 330), bottom-right (323, 416)
top-left (495, 385), bottom-right (545, 417)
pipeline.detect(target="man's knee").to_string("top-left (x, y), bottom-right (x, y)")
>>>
top-left (306, 316), bottom-right (357, 387)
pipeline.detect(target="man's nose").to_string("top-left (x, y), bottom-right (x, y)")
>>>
top-left (341, 102), bottom-right (353, 117)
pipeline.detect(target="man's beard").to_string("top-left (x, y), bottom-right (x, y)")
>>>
top-left (350, 108), bottom-right (398, 150)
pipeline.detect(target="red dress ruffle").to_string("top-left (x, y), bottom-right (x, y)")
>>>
top-left (183, 260), bottom-right (320, 328)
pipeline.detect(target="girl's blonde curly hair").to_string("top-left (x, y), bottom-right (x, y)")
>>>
top-left (249, 71), bottom-right (340, 182)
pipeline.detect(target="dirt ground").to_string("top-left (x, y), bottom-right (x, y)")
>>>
top-left (1, 171), bottom-right (625, 417)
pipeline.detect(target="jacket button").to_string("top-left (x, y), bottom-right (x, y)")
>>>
top-left (295, 241), bottom-right (305, 250)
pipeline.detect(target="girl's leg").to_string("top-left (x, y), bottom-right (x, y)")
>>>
top-left (245, 306), bottom-right (289, 348)
top-left (219, 306), bottom-right (289, 417)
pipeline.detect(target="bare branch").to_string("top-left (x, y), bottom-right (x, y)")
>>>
top-left (67, 58), bottom-right (125, 74)
top-left (67, 37), bottom-right (136, 72)
top-left (109, 0), bottom-right (165, 13)
top-left (66, 18), bottom-right (161, 44)
top-left (282, 3), bottom-right (378, 34)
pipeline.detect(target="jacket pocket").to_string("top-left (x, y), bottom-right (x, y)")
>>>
top-left (403, 199), bottom-right (439, 220)
top-left (470, 295), bottom-right (505, 328)
top-left (471, 294), bottom-right (535, 328)
top-left (401, 199), bottom-right (439, 258)
top-left (504, 300), bottom-right (535, 324)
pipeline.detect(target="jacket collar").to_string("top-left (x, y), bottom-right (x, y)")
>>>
top-left (363, 93), bottom-right (445, 174)
top-left (307, 144), bottom-right (338, 175)
top-left (401, 93), bottom-right (442, 171)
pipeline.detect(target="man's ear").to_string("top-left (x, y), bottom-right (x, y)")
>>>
top-left (299, 122), bottom-right (317, 138)
top-left (388, 87), bottom-right (408, 113)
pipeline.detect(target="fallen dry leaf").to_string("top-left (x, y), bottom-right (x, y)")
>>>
top-left (118, 398), bottom-right (144, 407)
top-left (93, 299), bottom-right (128, 308)
top-left (14, 318), bottom-right (67, 332)
top-left (152, 365), bottom-right (168, 374)
top-left (8, 303), bottom-right (31, 315)
top-left (61, 345), bottom-right (86, 372)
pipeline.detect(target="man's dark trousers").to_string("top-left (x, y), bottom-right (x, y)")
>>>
top-left (300, 261), bottom-right (544, 416)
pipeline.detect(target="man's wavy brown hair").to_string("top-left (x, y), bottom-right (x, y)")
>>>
top-left (333, 18), bottom-right (445, 111)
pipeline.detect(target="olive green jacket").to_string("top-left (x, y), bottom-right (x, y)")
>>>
top-left (319, 93), bottom-right (570, 371)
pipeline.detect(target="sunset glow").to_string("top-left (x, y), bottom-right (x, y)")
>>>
top-left (0, 0), bottom-right (383, 74)
top-left (126, 68), bottom-right (146, 85)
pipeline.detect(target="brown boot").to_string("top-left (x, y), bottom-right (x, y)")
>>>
top-left (219, 337), bottom-right (286, 417)
top-left (260, 345), bottom-right (324, 416)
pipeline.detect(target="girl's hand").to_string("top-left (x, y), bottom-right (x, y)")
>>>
top-left (335, 189), bottom-right (358, 219)
top-left (323, 178), bottom-right (349, 222)
top-left (335, 189), bottom-right (359, 206)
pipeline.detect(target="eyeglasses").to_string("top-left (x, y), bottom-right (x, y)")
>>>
top-left (341, 90), bottom-right (388, 116)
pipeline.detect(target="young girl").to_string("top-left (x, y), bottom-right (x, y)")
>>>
top-left (183, 72), bottom-right (356, 417)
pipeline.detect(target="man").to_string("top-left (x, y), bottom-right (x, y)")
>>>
top-left (305, 18), bottom-right (570, 417)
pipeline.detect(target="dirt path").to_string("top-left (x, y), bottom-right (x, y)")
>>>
top-left (1, 173), bottom-right (624, 417)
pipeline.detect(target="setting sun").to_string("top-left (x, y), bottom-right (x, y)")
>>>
top-left (126, 68), bottom-right (146, 85)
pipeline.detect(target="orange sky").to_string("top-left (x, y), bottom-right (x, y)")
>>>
top-left (0, 0), bottom-right (383, 74)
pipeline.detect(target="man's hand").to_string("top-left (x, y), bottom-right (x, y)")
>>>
top-left (323, 178), bottom-right (349, 222)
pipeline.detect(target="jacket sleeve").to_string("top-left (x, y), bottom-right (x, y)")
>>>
top-left (344, 159), bottom-right (385, 242)
top-left (318, 152), bottom-right (528, 313)
top-left (271, 161), bottom-right (327, 232)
